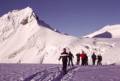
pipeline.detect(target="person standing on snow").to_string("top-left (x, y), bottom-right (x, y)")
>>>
top-left (68, 51), bottom-right (74, 66)
top-left (59, 48), bottom-right (69, 74)
top-left (97, 54), bottom-right (102, 65)
top-left (80, 51), bottom-right (86, 66)
top-left (91, 52), bottom-right (97, 65)
top-left (84, 54), bottom-right (88, 65)
top-left (76, 53), bottom-right (80, 65)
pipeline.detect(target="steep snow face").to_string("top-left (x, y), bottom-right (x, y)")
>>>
top-left (0, 7), bottom-right (41, 63)
top-left (85, 25), bottom-right (120, 38)
top-left (0, 7), bottom-right (120, 65)
top-left (0, 7), bottom-right (77, 64)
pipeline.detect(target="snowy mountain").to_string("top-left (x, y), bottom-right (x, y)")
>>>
top-left (0, 7), bottom-right (78, 64)
top-left (0, 7), bottom-right (120, 65)
top-left (84, 24), bottom-right (120, 38)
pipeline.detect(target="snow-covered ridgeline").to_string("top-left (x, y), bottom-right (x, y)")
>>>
top-left (0, 7), bottom-right (120, 65)
top-left (84, 24), bottom-right (120, 38)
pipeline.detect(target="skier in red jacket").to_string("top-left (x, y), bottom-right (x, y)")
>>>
top-left (80, 51), bottom-right (86, 66)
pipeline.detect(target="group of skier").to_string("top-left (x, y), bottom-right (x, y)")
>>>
top-left (76, 51), bottom-right (88, 66)
top-left (91, 53), bottom-right (102, 66)
top-left (76, 51), bottom-right (102, 66)
top-left (59, 48), bottom-right (102, 74)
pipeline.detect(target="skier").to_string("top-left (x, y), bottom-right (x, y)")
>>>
top-left (68, 51), bottom-right (74, 66)
top-left (76, 53), bottom-right (80, 65)
top-left (97, 54), bottom-right (102, 65)
top-left (80, 51), bottom-right (86, 66)
top-left (91, 52), bottom-right (97, 65)
top-left (59, 48), bottom-right (69, 74)
top-left (84, 54), bottom-right (88, 65)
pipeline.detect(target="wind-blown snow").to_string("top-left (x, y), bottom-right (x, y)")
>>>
top-left (0, 7), bottom-right (120, 65)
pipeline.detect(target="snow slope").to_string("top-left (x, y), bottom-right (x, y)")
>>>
top-left (0, 7), bottom-right (120, 65)
top-left (84, 24), bottom-right (120, 38)
top-left (1, 64), bottom-right (120, 81)
top-left (0, 7), bottom-right (77, 64)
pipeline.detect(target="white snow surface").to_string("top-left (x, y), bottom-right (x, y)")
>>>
top-left (84, 24), bottom-right (120, 38)
top-left (1, 64), bottom-right (120, 81)
top-left (0, 7), bottom-right (120, 65)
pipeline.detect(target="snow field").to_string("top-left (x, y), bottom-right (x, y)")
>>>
top-left (1, 64), bottom-right (120, 81)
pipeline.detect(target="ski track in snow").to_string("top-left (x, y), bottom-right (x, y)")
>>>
top-left (23, 65), bottom-right (78, 81)
top-left (24, 66), bottom-right (62, 81)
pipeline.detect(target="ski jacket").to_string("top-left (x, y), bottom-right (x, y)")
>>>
top-left (59, 51), bottom-right (68, 62)
top-left (68, 52), bottom-right (74, 59)
top-left (80, 54), bottom-right (86, 59)
top-left (76, 53), bottom-right (80, 59)
top-left (92, 54), bottom-right (96, 60)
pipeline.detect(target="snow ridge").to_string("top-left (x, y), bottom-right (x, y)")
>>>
top-left (84, 24), bottom-right (120, 38)
top-left (0, 7), bottom-right (120, 65)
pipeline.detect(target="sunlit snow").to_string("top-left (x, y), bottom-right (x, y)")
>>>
top-left (0, 7), bottom-right (120, 65)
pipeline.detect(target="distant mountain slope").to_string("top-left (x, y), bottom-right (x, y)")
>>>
top-left (0, 7), bottom-right (120, 65)
top-left (84, 25), bottom-right (120, 38)
top-left (0, 7), bottom-right (77, 63)
top-left (93, 31), bottom-right (112, 38)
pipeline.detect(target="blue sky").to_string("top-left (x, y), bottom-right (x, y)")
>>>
top-left (0, 0), bottom-right (120, 36)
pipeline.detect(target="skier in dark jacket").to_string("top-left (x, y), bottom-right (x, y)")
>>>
top-left (84, 54), bottom-right (88, 65)
top-left (68, 51), bottom-right (74, 66)
top-left (76, 53), bottom-right (80, 65)
top-left (97, 54), bottom-right (102, 65)
top-left (59, 48), bottom-right (69, 74)
top-left (91, 52), bottom-right (97, 65)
